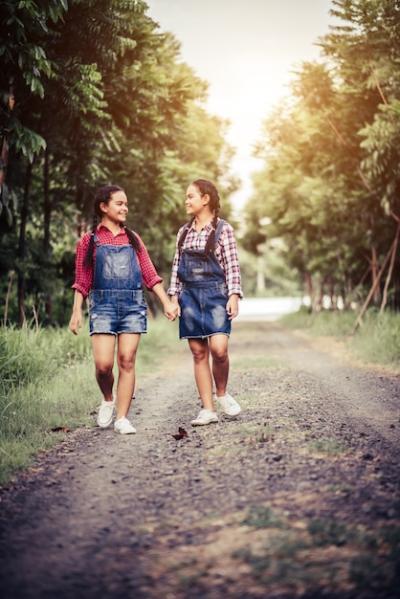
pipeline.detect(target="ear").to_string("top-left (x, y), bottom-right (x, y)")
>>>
top-left (99, 201), bottom-right (108, 215)
top-left (202, 193), bottom-right (210, 207)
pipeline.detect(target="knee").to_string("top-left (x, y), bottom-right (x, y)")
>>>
top-left (191, 348), bottom-right (208, 364)
top-left (96, 363), bottom-right (113, 377)
top-left (118, 352), bottom-right (136, 372)
top-left (211, 348), bottom-right (228, 364)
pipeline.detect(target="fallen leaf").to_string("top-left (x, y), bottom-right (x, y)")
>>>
top-left (172, 427), bottom-right (188, 440)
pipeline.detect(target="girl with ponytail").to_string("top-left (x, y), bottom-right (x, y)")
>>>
top-left (168, 179), bottom-right (243, 426)
top-left (69, 185), bottom-right (178, 434)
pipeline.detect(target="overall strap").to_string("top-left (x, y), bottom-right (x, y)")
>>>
top-left (177, 222), bottom-right (191, 252)
top-left (204, 218), bottom-right (226, 255)
top-left (213, 219), bottom-right (226, 247)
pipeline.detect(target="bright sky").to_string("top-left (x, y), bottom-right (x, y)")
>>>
top-left (146, 0), bottom-right (334, 213)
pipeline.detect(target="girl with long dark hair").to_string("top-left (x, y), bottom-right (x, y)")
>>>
top-left (168, 179), bottom-right (242, 426)
top-left (69, 185), bottom-right (178, 434)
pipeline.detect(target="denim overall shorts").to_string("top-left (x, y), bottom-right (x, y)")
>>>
top-left (88, 236), bottom-right (147, 335)
top-left (178, 219), bottom-right (231, 339)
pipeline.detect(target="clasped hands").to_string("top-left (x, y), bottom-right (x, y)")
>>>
top-left (164, 297), bottom-right (180, 321)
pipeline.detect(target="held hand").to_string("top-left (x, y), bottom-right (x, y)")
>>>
top-left (167, 296), bottom-right (181, 320)
top-left (164, 300), bottom-right (180, 321)
top-left (172, 296), bottom-right (181, 318)
top-left (69, 311), bottom-right (82, 335)
top-left (226, 295), bottom-right (239, 320)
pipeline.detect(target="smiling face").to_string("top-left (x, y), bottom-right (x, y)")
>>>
top-left (100, 190), bottom-right (128, 225)
top-left (185, 184), bottom-right (211, 217)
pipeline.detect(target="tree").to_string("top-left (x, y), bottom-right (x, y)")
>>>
top-left (0, 0), bottom-right (236, 325)
top-left (243, 0), bottom-right (400, 309)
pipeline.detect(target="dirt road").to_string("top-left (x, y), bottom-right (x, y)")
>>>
top-left (1, 322), bottom-right (399, 598)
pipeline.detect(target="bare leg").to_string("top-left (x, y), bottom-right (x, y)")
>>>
top-left (188, 338), bottom-right (214, 411)
top-left (209, 334), bottom-right (229, 397)
top-left (91, 334), bottom-right (116, 401)
top-left (115, 333), bottom-right (141, 419)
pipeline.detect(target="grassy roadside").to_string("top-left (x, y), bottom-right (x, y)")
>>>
top-left (0, 318), bottom-right (178, 485)
top-left (281, 308), bottom-right (400, 370)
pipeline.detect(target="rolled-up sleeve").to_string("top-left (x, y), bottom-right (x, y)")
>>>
top-left (71, 235), bottom-right (93, 299)
top-left (135, 234), bottom-right (163, 290)
top-left (167, 228), bottom-right (184, 296)
top-left (219, 224), bottom-right (243, 298)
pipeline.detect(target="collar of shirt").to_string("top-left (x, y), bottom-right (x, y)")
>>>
top-left (96, 223), bottom-right (126, 237)
top-left (189, 218), bottom-right (218, 234)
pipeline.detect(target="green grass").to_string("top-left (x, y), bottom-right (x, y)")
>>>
top-left (0, 323), bottom-right (91, 388)
top-left (307, 518), bottom-right (352, 547)
top-left (281, 308), bottom-right (400, 368)
top-left (281, 308), bottom-right (355, 336)
top-left (242, 505), bottom-right (284, 529)
top-left (307, 437), bottom-right (348, 455)
top-left (0, 318), bottom-right (178, 485)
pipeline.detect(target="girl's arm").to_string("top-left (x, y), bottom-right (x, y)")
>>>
top-left (220, 224), bottom-right (242, 320)
top-left (219, 223), bottom-right (243, 299)
top-left (69, 235), bottom-right (93, 334)
top-left (135, 234), bottom-right (179, 320)
top-left (69, 290), bottom-right (84, 334)
top-left (152, 283), bottom-right (179, 320)
top-left (167, 228), bottom-right (184, 298)
top-left (226, 294), bottom-right (240, 320)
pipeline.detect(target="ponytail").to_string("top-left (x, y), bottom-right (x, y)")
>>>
top-left (204, 214), bottom-right (219, 255)
top-left (84, 214), bottom-right (98, 268)
top-left (191, 179), bottom-right (221, 254)
top-left (124, 226), bottom-right (141, 252)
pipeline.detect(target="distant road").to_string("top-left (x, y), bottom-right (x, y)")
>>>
top-left (237, 296), bottom-right (303, 321)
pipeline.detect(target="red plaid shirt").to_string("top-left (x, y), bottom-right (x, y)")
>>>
top-left (168, 218), bottom-right (242, 297)
top-left (72, 225), bottom-right (162, 298)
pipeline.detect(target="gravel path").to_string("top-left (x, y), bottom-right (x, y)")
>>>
top-left (1, 322), bottom-right (399, 599)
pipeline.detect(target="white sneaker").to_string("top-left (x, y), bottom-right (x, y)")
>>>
top-left (97, 396), bottom-right (115, 428)
top-left (191, 409), bottom-right (219, 426)
top-left (114, 417), bottom-right (136, 434)
top-left (215, 393), bottom-right (241, 417)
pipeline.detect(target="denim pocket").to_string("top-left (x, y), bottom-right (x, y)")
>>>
top-left (131, 289), bottom-right (146, 308)
top-left (209, 284), bottom-right (228, 302)
top-left (103, 251), bottom-right (133, 280)
top-left (90, 290), bottom-right (104, 307)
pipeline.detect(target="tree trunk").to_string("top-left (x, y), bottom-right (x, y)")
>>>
top-left (329, 279), bottom-right (337, 310)
top-left (43, 146), bottom-right (51, 254)
top-left (3, 270), bottom-right (15, 326)
top-left (370, 246), bottom-right (381, 305)
top-left (380, 223), bottom-right (400, 314)
top-left (304, 272), bottom-right (313, 312)
top-left (352, 239), bottom-right (395, 334)
top-left (75, 182), bottom-right (86, 236)
top-left (315, 276), bottom-right (325, 312)
top-left (256, 255), bottom-right (266, 295)
top-left (343, 277), bottom-right (353, 310)
top-left (17, 162), bottom-right (33, 326)
top-left (43, 146), bottom-right (52, 322)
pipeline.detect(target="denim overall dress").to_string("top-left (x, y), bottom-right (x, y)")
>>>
top-left (178, 219), bottom-right (231, 339)
top-left (88, 235), bottom-right (147, 335)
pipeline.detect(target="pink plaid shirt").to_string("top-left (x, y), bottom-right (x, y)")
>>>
top-left (72, 225), bottom-right (162, 298)
top-left (168, 218), bottom-right (242, 297)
